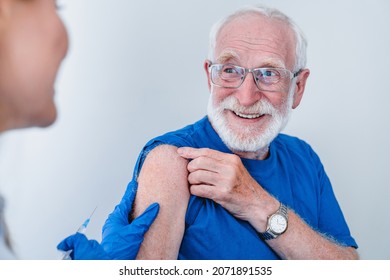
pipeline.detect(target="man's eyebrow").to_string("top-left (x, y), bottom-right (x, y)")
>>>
top-left (215, 53), bottom-right (287, 69)
top-left (215, 52), bottom-right (288, 70)
top-left (258, 58), bottom-right (286, 69)
top-left (216, 51), bottom-right (240, 64)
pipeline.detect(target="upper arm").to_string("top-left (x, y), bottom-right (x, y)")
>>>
top-left (132, 144), bottom-right (190, 259)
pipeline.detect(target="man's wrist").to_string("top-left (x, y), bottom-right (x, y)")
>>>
top-left (249, 196), bottom-right (280, 233)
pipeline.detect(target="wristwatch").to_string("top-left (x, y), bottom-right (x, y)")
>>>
top-left (258, 202), bottom-right (288, 240)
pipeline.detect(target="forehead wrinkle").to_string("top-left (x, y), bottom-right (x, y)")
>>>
top-left (221, 34), bottom-right (286, 51)
top-left (217, 37), bottom-right (290, 66)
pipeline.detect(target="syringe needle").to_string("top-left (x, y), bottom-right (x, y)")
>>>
top-left (61, 206), bottom-right (98, 260)
top-left (77, 206), bottom-right (98, 233)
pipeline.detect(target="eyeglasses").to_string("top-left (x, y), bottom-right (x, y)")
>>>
top-left (208, 63), bottom-right (301, 93)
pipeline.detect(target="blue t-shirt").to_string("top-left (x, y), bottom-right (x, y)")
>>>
top-left (132, 116), bottom-right (358, 259)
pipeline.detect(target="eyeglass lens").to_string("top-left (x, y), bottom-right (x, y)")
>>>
top-left (211, 64), bottom-right (293, 92)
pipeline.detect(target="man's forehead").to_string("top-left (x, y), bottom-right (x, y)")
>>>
top-left (215, 15), bottom-right (295, 68)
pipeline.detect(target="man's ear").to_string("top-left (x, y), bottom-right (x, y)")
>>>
top-left (204, 60), bottom-right (212, 92)
top-left (292, 69), bottom-right (310, 109)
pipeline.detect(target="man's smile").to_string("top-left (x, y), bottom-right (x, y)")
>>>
top-left (233, 111), bottom-right (263, 119)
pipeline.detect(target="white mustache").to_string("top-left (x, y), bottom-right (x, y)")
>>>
top-left (217, 95), bottom-right (277, 116)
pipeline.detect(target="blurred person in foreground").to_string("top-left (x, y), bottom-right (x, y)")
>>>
top-left (0, 0), bottom-right (158, 260)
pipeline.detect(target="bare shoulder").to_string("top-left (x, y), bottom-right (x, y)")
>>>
top-left (138, 144), bottom-right (188, 183)
top-left (133, 144), bottom-right (190, 259)
top-left (134, 144), bottom-right (189, 214)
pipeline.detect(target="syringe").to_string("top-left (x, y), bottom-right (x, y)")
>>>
top-left (62, 206), bottom-right (97, 260)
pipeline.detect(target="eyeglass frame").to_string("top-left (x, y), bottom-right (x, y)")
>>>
top-left (207, 61), bottom-right (302, 92)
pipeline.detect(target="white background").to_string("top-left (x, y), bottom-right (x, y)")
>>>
top-left (0, 0), bottom-right (389, 259)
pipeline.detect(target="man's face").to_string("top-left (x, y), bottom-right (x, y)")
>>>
top-left (206, 14), bottom-right (300, 154)
top-left (0, 0), bottom-right (68, 130)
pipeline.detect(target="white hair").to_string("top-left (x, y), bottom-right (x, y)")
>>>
top-left (208, 5), bottom-right (308, 72)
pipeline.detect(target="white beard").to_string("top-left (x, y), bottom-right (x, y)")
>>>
top-left (207, 87), bottom-right (294, 153)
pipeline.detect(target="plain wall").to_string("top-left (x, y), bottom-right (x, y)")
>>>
top-left (0, 0), bottom-right (389, 259)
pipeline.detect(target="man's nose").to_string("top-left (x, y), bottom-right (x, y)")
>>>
top-left (234, 73), bottom-right (262, 106)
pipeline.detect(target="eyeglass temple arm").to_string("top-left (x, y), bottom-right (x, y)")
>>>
top-left (293, 69), bottom-right (303, 78)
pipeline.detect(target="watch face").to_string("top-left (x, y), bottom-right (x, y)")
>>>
top-left (269, 214), bottom-right (287, 234)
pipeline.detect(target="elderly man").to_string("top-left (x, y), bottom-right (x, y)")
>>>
top-left (114, 5), bottom-right (358, 259)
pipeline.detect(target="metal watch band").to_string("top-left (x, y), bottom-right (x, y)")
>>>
top-left (259, 231), bottom-right (277, 240)
top-left (258, 202), bottom-right (288, 241)
top-left (279, 202), bottom-right (288, 217)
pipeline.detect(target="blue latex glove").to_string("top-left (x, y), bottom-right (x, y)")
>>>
top-left (57, 181), bottom-right (159, 260)
top-left (57, 233), bottom-right (110, 260)
top-left (101, 181), bottom-right (159, 259)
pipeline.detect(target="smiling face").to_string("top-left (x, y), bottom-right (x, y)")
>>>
top-left (0, 0), bottom-right (68, 132)
top-left (206, 13), bottom-right (307, 158)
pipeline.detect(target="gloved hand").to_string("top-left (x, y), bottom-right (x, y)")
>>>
top-left (57, 181), bottom-right (159, 260)
top-left (101, 181), bottom-right (159, 259)
top-left (57, 232), bottom-right (110, 260)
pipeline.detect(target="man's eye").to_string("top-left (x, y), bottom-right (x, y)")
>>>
top-left (263, 70), bottom-right (277, 77)
top-left (224, 68), bottom-right (236, 73)
top-left (222, 66), bottom-right (240, 75)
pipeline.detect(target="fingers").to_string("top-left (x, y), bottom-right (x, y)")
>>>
top-left (179, 147), bottom-right (240, 188)
top-left (119, 181), bottom-right (138, 214)
top-left (57, 232), bottom-right (88, 252)
top-left (130, 202), bottom-right (160, 236)
top-left (106, 181), bottom-right (138, 228)
top-left (177, 147), bottom-right (227, 161)
top-left (177, 147), bottom-right (249, 209)
top-left (124, 181), bottom-right (137, 207)
top-left (57, 235), bottom-right (74, 252)
top-left (189, 184), bottom-right (218, 200)
top-left (178, 147), bottom-right (228, 174)
top-left (187, 169), bottom-right (221, 186)
top-left (178, 147), bottom-right (240, 173)
top-left (101, 203), bottom-right (159, 260)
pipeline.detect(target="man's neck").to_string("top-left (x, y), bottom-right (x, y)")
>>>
top-left (232, 146), bottom-right (270, 160)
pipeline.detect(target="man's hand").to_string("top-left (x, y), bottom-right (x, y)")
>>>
top-left (177, 147), bottom-right (269, 224)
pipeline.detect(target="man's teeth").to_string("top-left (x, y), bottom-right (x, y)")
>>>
top-left (234, 111), bottom-right (262, 119)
